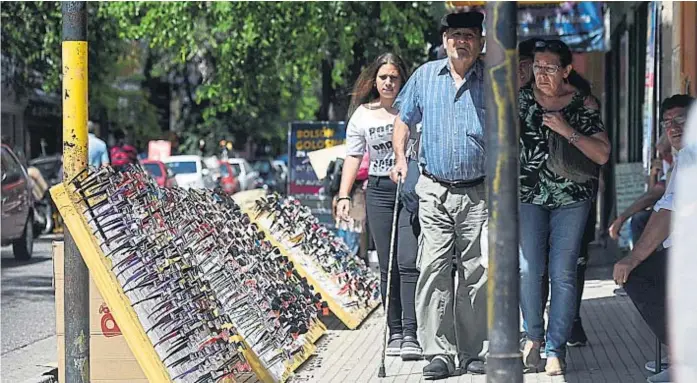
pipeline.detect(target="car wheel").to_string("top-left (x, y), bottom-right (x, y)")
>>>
top-left (13, 213), bottom-right (34, 260)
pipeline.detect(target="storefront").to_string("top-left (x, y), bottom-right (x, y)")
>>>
top-left (25, 91), bottom-right (62, 157)
top-left (603, 1), bottom-right (697, 243)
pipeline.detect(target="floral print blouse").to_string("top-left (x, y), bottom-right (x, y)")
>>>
top-left (518, 85), bottom-right (605, 208)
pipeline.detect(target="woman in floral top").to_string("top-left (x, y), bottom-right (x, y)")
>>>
top-left (518, 40), bottom-right (610, 375)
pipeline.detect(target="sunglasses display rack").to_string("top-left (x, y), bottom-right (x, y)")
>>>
top-left (250, 193), bottom-right (381, 330)
top-left (50, 166), bottom-right (326, 383)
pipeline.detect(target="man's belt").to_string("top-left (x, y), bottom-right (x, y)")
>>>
top-left (422, 170), bottom-right (485, 189)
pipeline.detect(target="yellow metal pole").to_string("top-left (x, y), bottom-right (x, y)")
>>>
top-left (62, 42), bottom-right (88, 176)
top-left (61, 2), bottom-right (90, 382)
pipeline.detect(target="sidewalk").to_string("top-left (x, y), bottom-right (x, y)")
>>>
top-left (286, 263), bottom-right (658, 383)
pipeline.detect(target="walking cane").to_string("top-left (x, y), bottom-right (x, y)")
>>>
top-left (378, 174), bottom-right (402, 378)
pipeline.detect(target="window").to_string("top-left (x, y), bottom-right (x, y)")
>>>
top-left (143, 163), bottom-right (163, 178)
top-left (166, 161), bottom-right (198, 174)
top-left (219, 164), bottom-right (230, 177)
top-left (1, 148), bottom-right (9, 174)
top-left (230, 163), bottom-right (242, 176)
top-left (1, 147), bottom-right (22, 183)
top-left (253, 161), bottom-right (272, 175)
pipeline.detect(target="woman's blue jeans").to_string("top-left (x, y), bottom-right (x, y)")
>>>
top-left (519, 199), bottom-right (591, 359)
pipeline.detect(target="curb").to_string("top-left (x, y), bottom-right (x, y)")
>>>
top-left (36, 234), bottom-right (64, 242)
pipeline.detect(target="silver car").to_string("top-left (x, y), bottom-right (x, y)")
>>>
top-left (227, 158), bottom-right (260, 191)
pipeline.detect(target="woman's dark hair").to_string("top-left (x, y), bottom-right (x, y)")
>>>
top-left (347, 53), bottom-right (409, 118)
top-left (533, 39), bottom-right (591, 95)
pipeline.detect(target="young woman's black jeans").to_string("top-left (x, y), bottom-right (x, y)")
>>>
top-left (366, 176), bottom-right (420, 338)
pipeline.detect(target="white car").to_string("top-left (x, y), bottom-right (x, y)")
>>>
top-left (163, 155), bottom-right (216, 190)
top-left (227, 158), bottom-right (260, 191)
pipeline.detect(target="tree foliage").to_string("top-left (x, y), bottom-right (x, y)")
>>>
top-left (104, 1), bottom-right (441, 151)
top-left (2, 2), bottom-right (442, 153)
top-left (1, 1), bottom-right (161, 146)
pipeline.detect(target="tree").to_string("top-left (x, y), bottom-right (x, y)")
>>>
top-left (1, 1), bottom-right (161, 148)
top-left (103, 2), bottom-right (442, 151)
top-left (3, 2), bottom-right (443, 153)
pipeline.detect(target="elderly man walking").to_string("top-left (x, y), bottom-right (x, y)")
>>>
top-left (391, 11), bottom-right (488, 380)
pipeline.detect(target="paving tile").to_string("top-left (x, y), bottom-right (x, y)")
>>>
top-left (286, 269), bottom-right (653, 383)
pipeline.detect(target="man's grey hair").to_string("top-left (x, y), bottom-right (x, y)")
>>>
top-left (88, 120), bottom-right (97, 133)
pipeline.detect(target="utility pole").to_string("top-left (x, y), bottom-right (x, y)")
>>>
top-left (484, 2), bottom-right (523, 383)
top-left (62, 2), bottom-right (90, 382)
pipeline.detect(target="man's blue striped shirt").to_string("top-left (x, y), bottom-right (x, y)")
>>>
top-left (394, 58), bottom-right (486, 182)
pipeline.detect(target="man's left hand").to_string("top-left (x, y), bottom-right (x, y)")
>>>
top-left (613, 255), bottom-right (641, 286)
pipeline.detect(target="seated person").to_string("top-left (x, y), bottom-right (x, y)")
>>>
top-left (649, 134), bottom-right (673, 190)
top-left (608, 96), bottom-right (690, 245)
top-left (613, 94), bottom-right (694, 383)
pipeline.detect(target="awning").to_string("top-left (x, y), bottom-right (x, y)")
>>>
top-left (445, 2), bottom-right (607, 52)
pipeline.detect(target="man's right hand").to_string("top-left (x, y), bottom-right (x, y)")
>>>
top-left (390, 158), bottom-right (408, 184)
top-left (608, 215), bottom-right (627, 240)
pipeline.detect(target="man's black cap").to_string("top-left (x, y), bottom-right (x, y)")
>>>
top-left (440, 11), bottom-right (484, 33)
top-left (519, 38), bottom-right (544, 59)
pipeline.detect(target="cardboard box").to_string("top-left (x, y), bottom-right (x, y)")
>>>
top-left (53, 241), bottom-right (148, 383)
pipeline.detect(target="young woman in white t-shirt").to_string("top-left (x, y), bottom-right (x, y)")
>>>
top-left (336, 53), bottom-right (422, 361)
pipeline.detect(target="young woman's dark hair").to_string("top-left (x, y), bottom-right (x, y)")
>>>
top-left (533, 39), bottom-right (591, 96)
top-left (347, 53), bottom-right (409, 119)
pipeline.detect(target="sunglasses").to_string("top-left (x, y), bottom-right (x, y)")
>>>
top-left (661, 115), bottom-right (687, 129)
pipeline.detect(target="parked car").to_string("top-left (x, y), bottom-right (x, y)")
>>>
top-left (162, 155), bottom-right (216, 190)
top-left (227, 158), bottom-right (260, 191)
top-left (141, 159), bottom-right (178, 188)
top-left (218, 161), bottom-right (240, 195)
top-left (251, 158), bottom-right (284, 194)
top-left (1, 144), bottom-right (34, 260)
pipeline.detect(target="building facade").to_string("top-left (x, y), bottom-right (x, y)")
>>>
top-left (601, 1), bottom-right (697, 242)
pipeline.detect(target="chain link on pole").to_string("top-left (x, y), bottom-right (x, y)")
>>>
top-left (62, 2), bottom-right (90, 382)
top-left (484, 2), bottom-right (523, 382)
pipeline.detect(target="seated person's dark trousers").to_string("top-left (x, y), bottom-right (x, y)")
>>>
top-left (624, 249), bottom-right (669, 345)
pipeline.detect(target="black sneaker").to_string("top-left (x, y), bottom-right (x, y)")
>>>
top-left (567, 321), bottom-right (588, 347)
top-left (400, 335), bottom-right (422, 361)
top-left (423, 356), bottom-right (454, 380)
top-left (386, 333), bottom-right (403, 357)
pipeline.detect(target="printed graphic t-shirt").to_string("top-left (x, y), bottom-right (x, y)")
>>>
top-left (345, 105), bottom-right (397, 177)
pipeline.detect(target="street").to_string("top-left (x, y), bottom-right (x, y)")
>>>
top-left (1, 240), bottom-right (57, 383)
